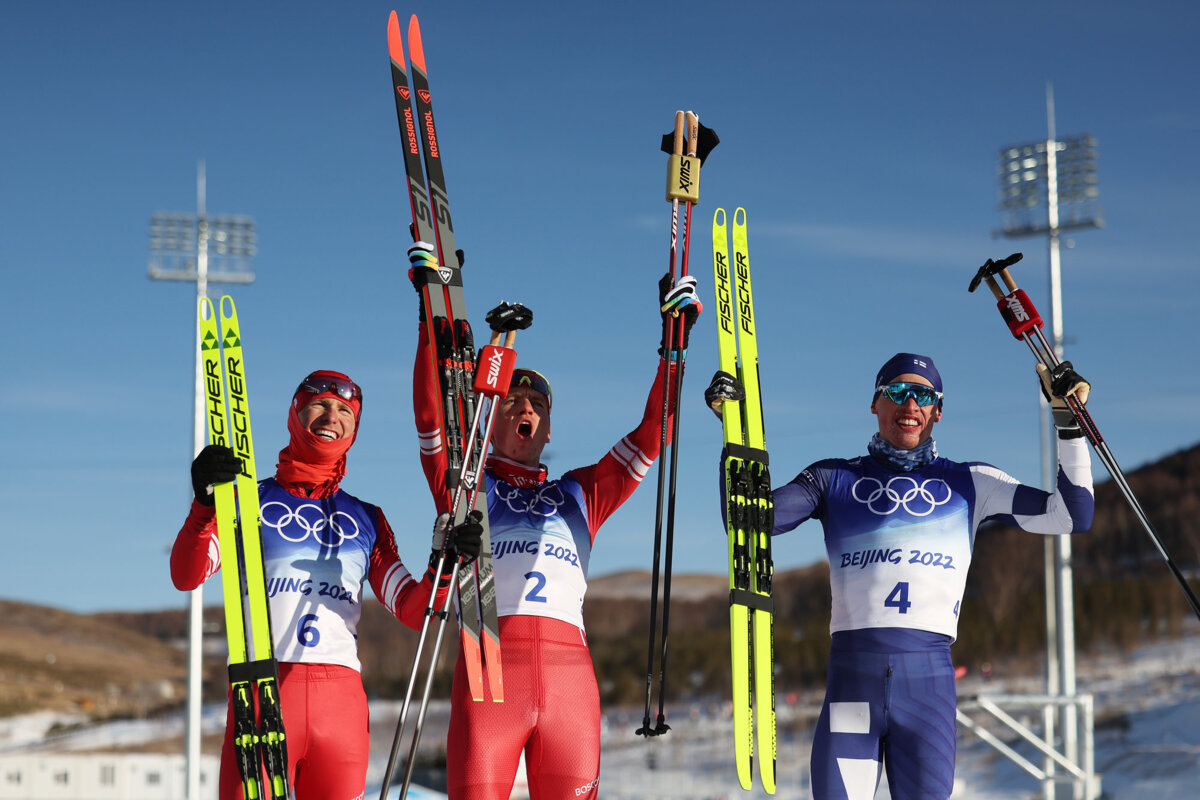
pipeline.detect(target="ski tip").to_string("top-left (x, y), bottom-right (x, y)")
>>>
top-left (734, 207), bottom-right (747, 225)
top-left (408, 14), bottom-right (426, 72)
top-left (488, 673), bottom-right (504, 703)
top-left (387, 10), bottom-right (404, 66)
top-left (714, 207), bottom-right (726, 227)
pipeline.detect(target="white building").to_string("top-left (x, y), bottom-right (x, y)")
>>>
top-left (0, 754), bottom-right (218, 800)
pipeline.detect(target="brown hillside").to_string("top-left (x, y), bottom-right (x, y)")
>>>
top-left (0, 601), bottom-right (188, 718)
top-left (5, 442), bottom-right (1198, 718)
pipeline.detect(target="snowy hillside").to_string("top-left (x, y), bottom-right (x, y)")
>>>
top-left (4, 632), bottom-right (1199, 799)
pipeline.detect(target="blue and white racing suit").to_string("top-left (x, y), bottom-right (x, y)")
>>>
top-left (772, 437), bottom-right (1094, 800)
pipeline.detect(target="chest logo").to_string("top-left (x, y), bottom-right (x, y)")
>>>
top-left (851, 476), bottom-right (951, 517)
top-left (495, 482), bottom-right (567, 517)
top-left (261, 501), bottom-right (362, 546)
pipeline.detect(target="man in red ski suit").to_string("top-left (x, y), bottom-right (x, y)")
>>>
top-left (171, 371), bottom-right (478, 800)
top-left (408, 243), bottom-right (702, 799)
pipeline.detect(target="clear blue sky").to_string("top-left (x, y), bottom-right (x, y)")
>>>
top-left (3, 1), bottom-right (1197, 613)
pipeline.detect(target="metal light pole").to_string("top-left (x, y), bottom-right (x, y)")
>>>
top-left (148, 161), bottom-right (255, 800)
top-left (996, 83), bottom-right (1101, 800)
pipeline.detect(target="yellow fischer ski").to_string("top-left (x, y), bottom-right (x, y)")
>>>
top-left (713, 208), bottom-right (776, 793)
top-left (199, 296), bottom-right (291, 800)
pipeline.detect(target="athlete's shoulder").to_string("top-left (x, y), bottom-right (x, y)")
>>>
top-left (330, 486), bottom-right (381, 517)
top-left (802, 454), bottom-right (866, 479)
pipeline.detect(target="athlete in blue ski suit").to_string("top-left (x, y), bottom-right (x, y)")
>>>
top-left (707, 352), bottom-right (1095, 800)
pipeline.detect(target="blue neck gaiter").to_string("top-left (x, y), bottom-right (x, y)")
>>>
top-left (868, 433), bottom-right (938, 472)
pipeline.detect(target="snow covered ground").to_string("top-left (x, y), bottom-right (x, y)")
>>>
top-left (4, 632), bottom-right (1200, 799)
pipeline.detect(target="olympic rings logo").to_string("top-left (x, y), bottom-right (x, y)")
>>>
top-left (851, 476), bottom-right (952, 517)
top-left (260, 501), bottom-right (361, 546)
top-left (496, 483), bottom-right (566, 517)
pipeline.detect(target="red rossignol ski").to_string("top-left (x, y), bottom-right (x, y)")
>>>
top-left (389, 8), bottom-right (500, 700)
top-left (378, 11), bottom-right (518, 800)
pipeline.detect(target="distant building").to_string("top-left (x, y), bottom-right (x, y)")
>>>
top-left (0, 754), bottom-right (218, 800)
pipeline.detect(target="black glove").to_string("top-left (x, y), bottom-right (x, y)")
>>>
top-left (430, 509), bottom-right (484, 565)
top-left (190, 444), bottom-right (241, 506)
top-left (1037, 361), bottom-right (1091, 439)
top-left (704, 370), bottom-right (745, 419)
top-left (451, 510), bottom-right (484, 565)
top-left (658, 272), bottom-right (702, 355)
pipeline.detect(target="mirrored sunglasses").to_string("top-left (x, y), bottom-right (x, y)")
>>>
top-left (876, 381), bottom-right (942, 407)
top-left (298, 375), bottom-right (362, 402)
top-left (511, 369), bottom-right (552, 409)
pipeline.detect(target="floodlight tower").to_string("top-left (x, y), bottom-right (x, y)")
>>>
top-left (148, 162), bottom-right (255, 800)
top-left (996, 84), bottom-right (1101, 800)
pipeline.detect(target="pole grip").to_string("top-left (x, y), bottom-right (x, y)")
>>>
top-left (983, 274), bottom-right (1006, 302)
top-left (998, 267), bottom-right (1019, 294)
top-left (666, 110), bottom-right (700, 204)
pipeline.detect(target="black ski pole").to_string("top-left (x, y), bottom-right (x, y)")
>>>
top-left (654, 110), bottom-right (705, 736)
top-left (638, 111), bottom-right (686, 737)
top-left (970, 254), bottom-right (1200, 621)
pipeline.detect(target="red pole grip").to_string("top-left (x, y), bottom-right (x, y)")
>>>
top-left (997, 289), bottom-right (1043, 339)
top-left (474, 345), bottom-right (516, 397)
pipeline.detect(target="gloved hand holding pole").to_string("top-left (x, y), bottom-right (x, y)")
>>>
top-left (968, 253), bottom-right (1200, 621)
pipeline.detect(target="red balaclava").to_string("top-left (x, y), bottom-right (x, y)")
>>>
top-left (275, 370), bottom-right (363, 497)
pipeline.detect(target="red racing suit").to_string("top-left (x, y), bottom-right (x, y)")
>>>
top-left (413, 324), bottom-right (677, 799)
top-left (171, 477), bottom-right (448, 800)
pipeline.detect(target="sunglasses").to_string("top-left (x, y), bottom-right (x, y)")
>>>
top-left (298, 375), bottom-right (362, 402)
top-left (511, 369), bottom-right (552, 409)
top-left (875, 381), bottom-right (942, 407)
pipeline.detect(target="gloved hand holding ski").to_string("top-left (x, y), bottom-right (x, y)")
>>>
top-left (408, 241), bottom-right (438, 285)
top-left (712, 207), bottom-right (776, 792)
top-left (704, 370), bottom-right (745, 419)
top-left (430, 510), bottom-right (484, 565)
top-left (451, 510), bottom-right (484, 565)
top-left (190, 444), bottom-right (242, 506)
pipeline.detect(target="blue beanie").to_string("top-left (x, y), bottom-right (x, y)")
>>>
top-left (874, 353), bottom-right (942, 400)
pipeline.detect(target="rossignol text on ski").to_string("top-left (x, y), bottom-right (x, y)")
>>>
top-left (378, 12), bottom-right (522, 800)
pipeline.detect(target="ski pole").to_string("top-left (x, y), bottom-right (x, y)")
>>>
top-left (381, 342), bottom-right (495, 799)
top-left (639, 111), bottom-right (718, 737)
top-left (640, 110), bottom-right (687, 738)
top-left (969, 254), bottom-right (1200, 621)
top-left (451, 302), bottom-right (532, 707)
top-left (655, 110), bottom-right (702, 734)
top-left (379, 302), bottom-right (531, 800)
